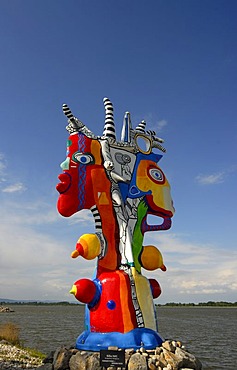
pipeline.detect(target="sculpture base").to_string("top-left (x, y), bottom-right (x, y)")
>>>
top-left (75, 328), bottom-right (164, 351)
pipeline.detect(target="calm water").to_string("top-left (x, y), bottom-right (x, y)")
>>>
top-left (0, 305), bottom-right (236, 369)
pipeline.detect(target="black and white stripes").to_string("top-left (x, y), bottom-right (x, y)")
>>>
top-left (135, 120), bottom-right (146, 134)
top-left (90, 205), bottom-right (102, 231)
top-left (103, 97), bottom-right (116, 140)
top-left (62, 103), bottom-right (85, 134)
top-left (62, 104), bottom-right (74, 120)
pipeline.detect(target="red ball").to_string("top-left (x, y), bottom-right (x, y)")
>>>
top-left (149, 279), bottom-right (162, 299)
top-left (74, 278), bottom-right (96, 303)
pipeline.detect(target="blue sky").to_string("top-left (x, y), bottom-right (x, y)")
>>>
top-left (0, 0), bottom-right (236, 303)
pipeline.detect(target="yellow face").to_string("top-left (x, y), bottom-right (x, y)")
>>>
top-left (136, 160), bottom-right (175, 217)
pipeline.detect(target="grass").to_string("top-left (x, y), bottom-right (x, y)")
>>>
top-left (0, 322), bottom-right (46, 360)
top-left (0, 322), bottom-right (20, 345)
top-left (23, 347), bottom-right (46, 360)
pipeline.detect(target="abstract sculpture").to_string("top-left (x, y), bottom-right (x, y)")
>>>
top-left (56, 98), bottom-right (175, 350)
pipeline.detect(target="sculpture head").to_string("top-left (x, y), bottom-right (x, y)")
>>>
top-left (56, 98), bottom-right (175, 258)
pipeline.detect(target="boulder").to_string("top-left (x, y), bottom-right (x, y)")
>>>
top-left (53, 346), bottom-right (74, 370)
top-left (0, 306), bottom-right (14, 313)
top-left (175, 347), bottom-right (202, 370)
top-left (69, 351), bottom-right (87, 370)
top-left (128, 352), bottom-right (148, 370)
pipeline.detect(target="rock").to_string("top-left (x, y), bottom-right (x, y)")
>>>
top-left (155, 347), bottom-right (162, 355)
top-left (0, 306), bottom-right (14, 313)
top-left (158, 351), bottom-right (168, 368)
top-left (53, 346), bottom-right (74, 370)
top-left (125, 348), bottom-right (135, 355)
top-left (148, 361), bottom-right (156, 370)
top-left (85, 352), bottom-right (101, 370)
top-left (175, 347), bottom-right (202, 370)
top-left (128, 352), bottom-right (148, 370)
top-left (162, 340), bottom-right (176, 353)
top-left (108, 346), bottom-right (118, 350)
top-left (69, 352), bottom-right (87, 370)
top-left (0, 338), bottom-right (203, 370)
top-left (37, 364), bottom-right (53, 370)
top-left (43, 350), bottom-right (55, 364)
top-left (163, 348), bottom-right (179, 370)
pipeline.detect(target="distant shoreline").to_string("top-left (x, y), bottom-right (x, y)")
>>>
top-left (1, 300), bottom-right (237, 307)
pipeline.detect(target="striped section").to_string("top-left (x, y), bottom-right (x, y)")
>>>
top-left (62, 104), bottom-right (74, 120)
top-left (77, 135), bottom-right (86, 209)
top-left (135, 120), bottom-right (146, 133)
top-left (90, 205), bottom-right (102, 230)
top-left (146, 129), bottom-right (156, 136)
top-left (122, 265), bottom-right (144, 327)
top-left (152, 141), bottom-right (166, 153)
top-left (102, 97), bottom-right (116, 140)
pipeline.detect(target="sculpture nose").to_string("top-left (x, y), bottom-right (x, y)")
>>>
top-left (60, 157), bottom-right (70, 170)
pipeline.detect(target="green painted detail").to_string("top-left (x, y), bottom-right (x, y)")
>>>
top-left (132, 200), bottom-right (148, 273)
top-left (67, 139), bottom-right (72, 147)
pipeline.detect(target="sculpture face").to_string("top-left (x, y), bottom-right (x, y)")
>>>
top-left (56, 98), bottom-right (175, 351)
top-left (57, 133), bottom-right (110, 216)
top-left (136, 159), bottom-right (174, 218)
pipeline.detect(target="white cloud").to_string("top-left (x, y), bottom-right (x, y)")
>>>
top-left (0, 202), bottom-right (96, 301)
top-left (0, 152), bottom-right (6, 172)
top-left (140, 113), bottom-right (168, 134)
top-left (0, 153), bottom-right (7, 183)
top-left (0, 198), bottom-right (97, 301)
top-left (68, 209), bottom-right (94, 225)
top-left (157, 119), bottom-right (168, 132)
top-left (0, 152), bottom-right (27, 193)
top-left (0, 197), bottom-right (236, 303)
top-left (144, 232), bottom-right (237, 303)
top-left (195, 172), bottom-right (225, 185)
top-left (2, 182), bottom-right (27, 193)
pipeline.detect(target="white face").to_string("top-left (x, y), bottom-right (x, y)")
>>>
top-left (110, 147), bottom-right (136, 182)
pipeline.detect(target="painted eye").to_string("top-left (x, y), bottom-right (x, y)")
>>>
top-left (149, 168), bottom-right (164, 183)
top-left (73, 152), bottom-right (94, 165)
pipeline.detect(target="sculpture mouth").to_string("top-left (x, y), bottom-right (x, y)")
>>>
top-left (142, 214), bottom-right (172, 234)
top-left (152, 209), bottom-right (173, 219)
top-left (146, 195), bottom-right (174, 218)
top-left (56, 172), bottom-right (71, 194)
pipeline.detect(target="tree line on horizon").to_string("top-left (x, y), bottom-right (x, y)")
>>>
top-left (157, 301), bottom-right (237, 307)
top-left (1, 300), bottom-right (237, 307)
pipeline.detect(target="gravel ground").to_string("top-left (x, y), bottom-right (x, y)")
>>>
top-left (0, 342), bottom-right (43, 369)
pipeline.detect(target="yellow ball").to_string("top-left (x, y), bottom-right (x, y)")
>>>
top-left (79, 233), bottom-right (101, 260)
top-left (140, 245), bottom-right (165, 271)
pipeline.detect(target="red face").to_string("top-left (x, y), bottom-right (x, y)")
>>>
top-left (56, 133), bottom-right (105, 217)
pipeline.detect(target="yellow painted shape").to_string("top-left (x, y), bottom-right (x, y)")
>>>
top-left (70, 285), bottom-right (77, 295)
top-left (98, 191), bottom-right (110, 205)
top-left (131, 267), bottom-right (156, 330)
top-left (71, 250), bottom-right (80, 258)
top-left (78, 233), bottom-right (101, 260)
top-left (91, 140), bottom-right (102, 164)
top-left (141, 245), bottom-right (164, 271)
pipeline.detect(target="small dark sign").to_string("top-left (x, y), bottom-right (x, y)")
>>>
top-left (100, 349), bottom-right (125, 368)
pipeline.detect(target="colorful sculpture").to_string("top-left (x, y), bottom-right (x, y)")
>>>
top-left (56, 98), bottom-right (175, 350)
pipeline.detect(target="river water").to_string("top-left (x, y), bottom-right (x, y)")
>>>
top-left (0, 305), bottom-right (236, 369)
